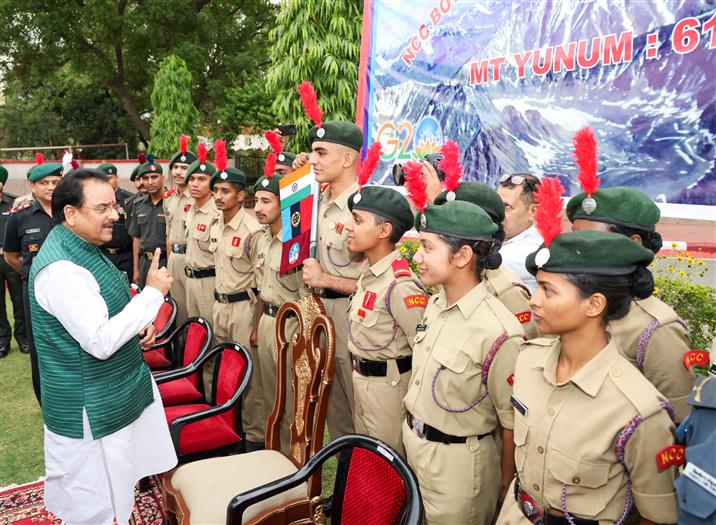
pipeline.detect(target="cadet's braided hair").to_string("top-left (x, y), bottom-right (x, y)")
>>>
top-left (607, 223), bottom-right (663, 254)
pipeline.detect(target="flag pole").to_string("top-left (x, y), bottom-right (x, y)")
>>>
top-left (309, 165), bottom-right (320, 259)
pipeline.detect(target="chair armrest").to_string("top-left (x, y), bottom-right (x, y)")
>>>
top-left (153, 342), bottom-right (216, 384)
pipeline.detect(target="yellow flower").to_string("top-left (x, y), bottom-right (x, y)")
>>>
top-left (698, 261), bottom-right (705, 266)
top-left (400, 246), bottom-right (407, 253)
top-left (677, 256), bottom-right (683, 262)
top-left (653, 287), bottom-right (660, 295)
top-left (671, 242), bottom-right (678, 248)
top-left (669, 265), bottom-right (675, 273)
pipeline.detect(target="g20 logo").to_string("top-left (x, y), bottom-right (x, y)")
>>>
top-left (375, 116), bottom-right (443, 161)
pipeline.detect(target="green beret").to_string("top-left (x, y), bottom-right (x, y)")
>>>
top-left (26, 166), bottom-right (34, 178)
top-left (348, 186), bottom-right (414, 231)
top-left (184, 159), bottom-right (215, 182)
top-left (29, 162), bottom-right (63, 182)
top-left (97, 162), bottom-right (118, 176)
top-left (276, 152), bottom-right (296, 167)
top-left (169, 150), bottom-right (197, 168)
top-left (416, 200), bottom-right (497, 241)
top-left (210, 167), bottom-right (246, 190)
top-left (136, 161), bottom-right (164, 178)
top-left (308, 121), bottom-right (363, 152)
top-left (566, 187), bottom-right (660, 231)
top-left (253, 174), bottom-right (283, 196)
top-left (434, 182), bottom-right (505, 224)
top-left (526, 230), bottom-right (654, 276)
top-left (0, 165), bottom-right (8, 185)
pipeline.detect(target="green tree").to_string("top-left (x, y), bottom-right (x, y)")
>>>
top-left (267, 0), bottom-right (362, 150)
top-left (149, 55), bottom-right (199, 157)
top-left (0, 0), bottom-right (277, 143)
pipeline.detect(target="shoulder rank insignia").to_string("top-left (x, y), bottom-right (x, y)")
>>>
top-left (11, 203), bottom-right (31, 214)
top-left (164, 188), bottom-right (176, 199)
top-left (392, 257), bottom-right (411, 278)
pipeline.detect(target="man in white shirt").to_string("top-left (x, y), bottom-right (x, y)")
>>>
top-left (29, 169), bottom-right (176, 525)
top-left (497, 173), bottom-right (543, 293)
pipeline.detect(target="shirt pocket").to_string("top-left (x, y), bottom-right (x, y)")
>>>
top-left (430, 343), bottom-right (483, 412)
top-left (547, 447), bottom-right (612, 516)
top-left (21, 233), bottom-right (43, 255)
top-left (191, 223), bottom-right (211, 251)
top-left (226, 242), bottom-right (253, 275)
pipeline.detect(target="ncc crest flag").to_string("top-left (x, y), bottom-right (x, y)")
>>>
top-left (279, 164), bottom-right (317, 274)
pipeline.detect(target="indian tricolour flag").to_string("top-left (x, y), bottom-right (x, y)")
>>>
top-left (278, 164), bottom-right (319, 274)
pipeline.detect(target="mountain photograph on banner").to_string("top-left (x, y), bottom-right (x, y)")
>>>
top-left (278, 164), bottom-right (317, 274)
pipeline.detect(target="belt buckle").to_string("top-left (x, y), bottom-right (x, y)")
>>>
top-left (412, 417), bottom-right (426, 439)
top-left (351, 357), bottom-right (360, 372)
top-left (184, 267), bottom-right (193, 278)
top-left (217, 292), bottom-right (228, 303)
top-left (146, 252), bottom-right (154, 261)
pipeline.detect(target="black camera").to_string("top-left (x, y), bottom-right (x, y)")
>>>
top-left (392, 153), bottom-right (445, 185)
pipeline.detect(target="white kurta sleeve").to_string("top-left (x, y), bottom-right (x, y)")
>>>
top-left (34, 259), bottom-right (164, 360)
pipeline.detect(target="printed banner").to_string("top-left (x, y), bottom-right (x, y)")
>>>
top-left (279, 164), bottom-right (317, 273)
top-left (357, 0), bottom-right (716, 215)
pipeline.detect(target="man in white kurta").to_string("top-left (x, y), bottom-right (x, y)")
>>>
top-left (29, 169), bottom-right (177, 525)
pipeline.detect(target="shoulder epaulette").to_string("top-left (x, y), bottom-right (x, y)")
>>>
top-left (610, 361), bottom-right (665, 419)
top-left (10, 203), bottom-right (31, 214)
top-left (320, 182), bottom-right (330, 193)
top-left (523, 337), bottom-right (555, 348)
top-left (163, 188), bottom-right (176, 199)
top-left (636, 296), bottom-right (682, 326)
top-left (392, 256), bottom-right (412, 278)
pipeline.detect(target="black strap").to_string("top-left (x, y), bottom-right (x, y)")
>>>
top-left (317, 288), bottom-right (351, 300)
top-left (406, 413), bottom-right (489, 445)
top-left (214, 288), bottom-right (256, 303)
top-left (351, 355), bottom-right (412, 377)
top-left (185, 266), bottom-right (216, 279)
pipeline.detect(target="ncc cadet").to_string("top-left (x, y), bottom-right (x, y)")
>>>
top-left (274, 151), bottom-right (296, 176)
top-left (96, 162), bottom-right (133, 277)
top-left (402, 168), bottom-right (523, 524)
top-left (209, 149), bottom-right (264, 450)
top-left (434, 181), bottom-right (539, 339)
top-left (0, 164), bottom-right (28, 357)
top-left (345, 182), bottom-right (426, 457)
top-left (183, 143), bottom-right (219, 323)
top-left (128, 156), bottom-right (167, 287)
top-left (164, 135), bottom-right (196, 325)
top-left (253, 167), bottom-right (310, 450)
top-left (3, 156), bottom-right (63, 402)
top-left (495, 178), bottom-right (679, 525)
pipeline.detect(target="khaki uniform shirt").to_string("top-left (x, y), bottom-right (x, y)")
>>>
top-left (404, 282), bottom-right (523, 436)
top-left (256, 229), bottom-right (309, 305)
top-left (513, 338), bottom-right (678, 523)
top-left (484, 265), bottom-right (539, 339)
top-left (348, 251), bottom-right (427, 361)
top-left (210, 208), bottom-right (262, 294)
top-left (317, 181), bottom-right (363, 280)
top-left (184, 199), bottom-right (220, 270)
top-left (164, 188), bottom-right (192, 245)
top-left (608, 296), bottom-right (694, 422)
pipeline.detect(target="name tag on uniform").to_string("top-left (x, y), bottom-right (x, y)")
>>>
top-left (510, 395), bottom-right (528, 417)
top-left (416, 323), bottom-right (427, 332)
top-left (24, 228), bottom-right (41, 234)
top-left (683, 462), bottom-right (716, 497)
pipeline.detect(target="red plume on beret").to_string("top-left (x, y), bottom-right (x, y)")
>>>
top-left (438, 140), bottom-right (462, 193)
top-left (35, 153), bottom-right (45, 165)
top-left (180, 134), bottom-right (190, 155)
top-left (71, 159), bottom-right (80, 169)
top-left (357, 142), bottom-right (383, 190)
top-left (214, 140), bottom-right (227, 172)
top-left (137, 153), bottom-right (146, 164)
top-left (197, 142), bottom-right (207, 164)
top-left (404, 160), bottom-right (428, 213)
top-left (298, 81), bottom-right (323, 127)
top-left (573, 127), bottom-right (599, 197)
top-left (534, 176), bottom-right (564, 248)
top-left (265, 130), bottom-right (283, 155)
top-left (263, 153), bottom-right (277, 179)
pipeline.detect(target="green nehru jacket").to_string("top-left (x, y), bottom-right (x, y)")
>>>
top-left (566, 187), bottom-right (660, 231)
top-left (526, 230), bottom-right (654, 276)
top-left (434, 181), bottom-right (505, 224)
top-left (210, 167), bottom-right (246, 190)
top-left (416, 200), bottom-right (497, 241)
top-left (29, 225), bottom-right (154, 439)
top-left (308, 121), bottom-right (363, 152)
top-left (348, 185), bottom-right (414, 231)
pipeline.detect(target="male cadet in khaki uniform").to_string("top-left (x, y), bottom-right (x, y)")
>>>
top-left (164, 135), bottom-right (196, 325)
top-left (253, 167), bottom-right (310, 450)
top-left (97, 162), bottom-right (134, 277)
top-left (209, 148), bottom-right (264, 450)
top-left (298, 120), bottom-right (366, 439)
top-left (345, 184), bottom-right (426, 456)
top-left (183, 144), bottom-right (219, 322)
top-left (568, 187), bottom-right (694, 421)
top-left (128, 156), bottom-right (167, 287)
top-left (434, 181), bottom-right (539, 339)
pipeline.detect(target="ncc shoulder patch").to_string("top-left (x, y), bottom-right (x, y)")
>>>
top-left (515, 311), bottom-right (532, 324)
top-left (392, 257), bottom-right (411, 278)
top-left (656, 445), bottom-right (685, 471)
top-left (683, 349), bottom-right (709, 369)
top-left (404, 294), bottom-right (428, 309)
top-left (164, 188), bottom-right (176, 199)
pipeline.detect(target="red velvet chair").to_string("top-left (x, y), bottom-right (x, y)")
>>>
top-left (227, 435), bottom-right (423, 525)
top-left (154, 342), bottom-right (251, 462)
top-left (142, 296), bottom-right (178, 370)
top-left (151, 317), bottom-right (212, 406)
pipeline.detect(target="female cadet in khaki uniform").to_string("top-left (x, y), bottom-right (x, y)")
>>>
top-left (402, 160), bottom-right (524, 525)
top-left (345, 147), bottom-right (427, 456)
top-left (496, 177), bottom-right (678, 525)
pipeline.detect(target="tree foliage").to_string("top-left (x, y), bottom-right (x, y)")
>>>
top-left (149, 55), bottom-right (199, 157)
top-left (267, 0), bottom-right (363, 151)
top-left (0, 0), bottom-right (277, 144)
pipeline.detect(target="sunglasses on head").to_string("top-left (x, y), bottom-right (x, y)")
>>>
top-left (499, 173), bottom-right (539, 192)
